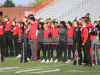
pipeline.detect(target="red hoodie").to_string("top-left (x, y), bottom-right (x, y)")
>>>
top-left (81, 27), bottom-right (89, 44)
top-left (0, 25), bottom-right (4, 35)
top-left (51, 28), bottom-right (59, 37)
top-left (18, 27), bottom-right (21, 36)
top-left (67, 27), bottom-right (73, 38)
top-left (28, 22), bottom-right (38, 39)
top-left (13, 25), bottom-right (18, 35)
top-left (5, 21), bottom-right (12, 31)
top-left (86, 22), bottom-right (94, 40)
top-left (43, 28), bottom-right (51, 38)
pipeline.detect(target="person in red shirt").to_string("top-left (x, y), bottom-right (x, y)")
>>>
top-left (81, 20), bottom-right (92, 67)
top-left (50, 21), bottom-right (59, 63)
top-left (41, 23), bottom-right (51, 63)
top-left (3, 15), bottom-right (13, 57)
top-left (12, 19), bottom-right (18, 56)
top-left (66, 21), bottom-right (74, 63)
top-left (28, 17), bottom-right (38, 62)
top-left (0, 19), bottom-right (4, 60)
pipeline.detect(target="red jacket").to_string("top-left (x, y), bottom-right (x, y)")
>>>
top-left (5, 21), bottom-right (12, 31)
top-left (18, 27), bottom-right (21, 36)
top-left (43, 28), bottom-right (51, 38)
top-left (0, 25), bottom-right (4, 35)
top-left (86, 22), bottom-right (94, 40)
top-left (51, 28), bottom-right (59, 37)
top-left (28, 22), bottom-right (38, 39)
top-left (81, 27), bottom-right (89, 44)
top-left (13, 25), bottom-right (18, 35)
top-left (67, 27), bottom-right (73, 38)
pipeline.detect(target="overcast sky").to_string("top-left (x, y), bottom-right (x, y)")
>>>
top-left (1, 0), bottom-right (35, 7)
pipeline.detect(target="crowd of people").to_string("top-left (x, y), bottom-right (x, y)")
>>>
top-left (0, 13), bottom-right (99, 67)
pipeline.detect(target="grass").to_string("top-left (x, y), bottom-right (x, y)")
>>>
top-left (0, 39), bottom-right (100, 75)
top-left (0, 50), bottom-right (100, 75)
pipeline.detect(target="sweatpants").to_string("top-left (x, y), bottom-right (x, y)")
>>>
top-left (14, 35), bottom-right (18, 56)
top-left (27, 44), bottom-right (31, 59)
top-left (37, 42), bottom-right (44, 60)
top-left (51, 44), bottom-right (59, 59)
top-left (43, 44), bottom-right (50, 59)
top-left (29, 39), bottom-right (37, 61)
top-left (67, 45), bottom-right (74, 60)
top-left (73, 41), bottom-right (82, 63)
top-left (2, 31), bottom-right (13, 56)
top-left (84, 44), bottom-right (92, 64)
top-left (59, 41), bottom-right (67, 61)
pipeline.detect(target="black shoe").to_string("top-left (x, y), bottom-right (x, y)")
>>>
top-left (87, 64), bottom-right (92, 67)
top-left (9, 55), bottom-right (13, 57)
top-left (58, 60), bottom-right (62, 63)
top-left (63, 60), bottom-right (66, 63)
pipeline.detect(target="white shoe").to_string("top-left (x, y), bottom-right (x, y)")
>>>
top-left (66, 59), bottom-right (71, 63)
top-left (45, 60), bottom-right (49, 63)
top-left (54, 60), bottom-right (58, 63)
top-left (50, 60), bottom-right (53, 63)
top-left (27, 58), bottom-right (31, 61)
top-left (40, 60), bottom-right (45, 63)
top-left (16, 55), bottom-right (21, 58)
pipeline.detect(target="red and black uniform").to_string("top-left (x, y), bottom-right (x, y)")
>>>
top-left (81, 27), bottom-right (92, 65)
top-left (67, 27), bottom-right (74, 60)
top-left (43, 28), bottom-right (51, 59)
top-left (3, 21), bottom-right (13, 57)
top-left (0, 24), bottom-right (4, 57)
top-left (73, 26), bottom-right (82, 64)
top-left (13, 25), bottom-right (18, 56)
top-left (51, 28), bottom-right (59, 59)
top-left (28, 22), bottom-right (38, 61)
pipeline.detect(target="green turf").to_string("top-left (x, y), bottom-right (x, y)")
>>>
top-left (0, 50), bottom-right (100, 75)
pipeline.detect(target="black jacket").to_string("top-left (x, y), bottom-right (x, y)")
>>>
top-left (58, 27), bottom-right (67, 42)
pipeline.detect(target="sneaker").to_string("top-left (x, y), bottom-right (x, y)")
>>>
top-left (16, 55), bottom-right (21, 58)
top-left (45, 60), bottom-right (49, 63)
top-left (37, 59), bottom-right (41, 62)
top-left (40, 60), bottom-right (45, 63)
top-left (58, 60), bottom-right (62, 63)
top-left (66, 60), bottom-right (71, 63)
top-left (27, 58), bottom-right (31, 61)
top-left (50, 59), bottom-right (53, 63)
top-left (63, 60), bottom-right (66, 63)
top-left (54, 60), bottom-right (58, 63)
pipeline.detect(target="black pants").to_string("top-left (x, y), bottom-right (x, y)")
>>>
top-left (18, 42), bottom-right (22, 54)
top-left (0, 35), bottom-right (3, 56)
top-left (59, 41), bottom-right (67, 61)
top-left (44, 44), bottom-right (50, 59)
top-left (2, 31), bottom-right (13, 56)
top-left (84, 44), bottom-right (91, 64)
top-left (27, 44), bottom-right (31, 59)
top-left (73, 41), bottom-right (82, 62)
top-left (51, 44), bottom-right (59, 59)
top-left (14, 35), bottom-right (18, 56)
top-left (67, 45), bottom-right (74, 60)
top-left (37, 42), bottom-right (44, 60)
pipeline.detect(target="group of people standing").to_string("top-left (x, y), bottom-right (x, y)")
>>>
top-left (0, 14), bottom-right (95, 67)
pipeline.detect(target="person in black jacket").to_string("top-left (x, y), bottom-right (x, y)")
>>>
top-left (95, 21), bottom-right (100, 42)
top-left (58, 21), bottom-right (67, 63)
top-left (73, 21), bottom-right (82, 65)
top-left (37, 22), bottom-right (44, 62)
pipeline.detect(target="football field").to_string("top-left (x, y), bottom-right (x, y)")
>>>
top-left (0, 39), bottom-right (100, 75)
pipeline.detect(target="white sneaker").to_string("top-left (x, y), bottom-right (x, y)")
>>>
top-left (54, 60), bottom-right (58, 63)
top-left (66, 59), bottom-right (71, 63)
top-left (45, 60), bottom-right (49, 63)
top-left (50, 60), bottom-right (53, 63)
top-left (16, 55), bottom-right (21, 58)
top-left (40, 60), bottom-right (45, 63)
top-left (27, 58), bottom-right (31, 61)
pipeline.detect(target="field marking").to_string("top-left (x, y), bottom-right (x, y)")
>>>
top-left (66, 70), bottom-right (100, 73)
